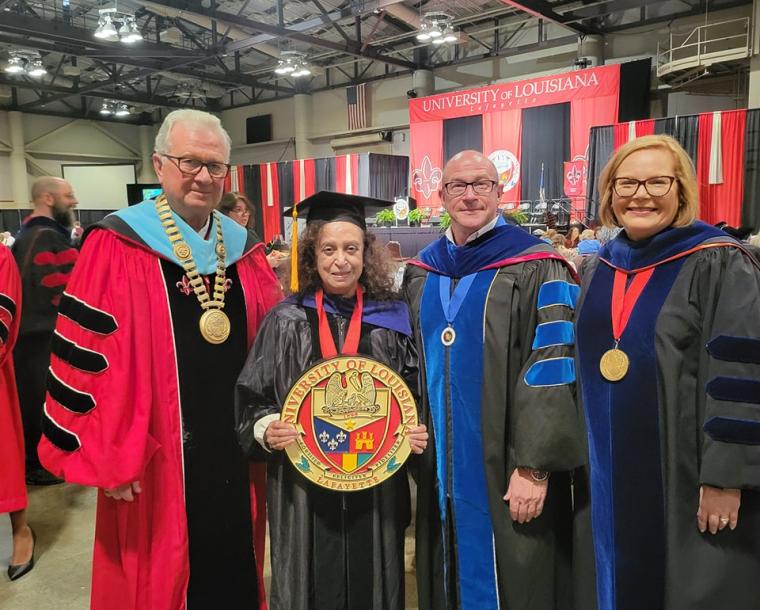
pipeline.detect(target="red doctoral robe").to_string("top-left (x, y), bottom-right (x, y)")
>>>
top-left (38, 222), bottom-right (281, 610)
top-left (0, 244), bottom-right (25, 514)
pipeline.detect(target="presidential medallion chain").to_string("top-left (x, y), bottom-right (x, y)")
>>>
top-left (155, 195), bottom-right (230, 344)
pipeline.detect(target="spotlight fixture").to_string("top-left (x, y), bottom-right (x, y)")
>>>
top-left (274, 51), bottom-right (311, 78)
top-left (416, 12), bottom-right (458, 46)
top-left (94, 7), bottom-right (142, 43)
top-left (4, 51), bottom-right (47, 77)
top-left (99, 100), bottom-right (131, 117)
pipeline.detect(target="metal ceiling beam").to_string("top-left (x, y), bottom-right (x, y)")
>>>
top-left (147, 0), bottom-right (418, 69)
top-left (0, 13), bottom-right (293, 94)
top-left (499, 0), bottom-right (598, 35)
top-left (602, 0), bottom-right (750, 32)
top-left (310, 0), bottom-right (352, 45)
top-left (0, 73), bottom-right (203, 110)
top-left (560, 0), bottom-right (664, 22)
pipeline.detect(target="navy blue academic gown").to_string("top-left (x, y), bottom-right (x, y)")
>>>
top-left (576, 221), bottom-right (760, 610)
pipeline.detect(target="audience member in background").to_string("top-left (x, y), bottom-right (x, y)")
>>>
top-left (12, 176), bottom-right (78, 486)
top-left (576, 134), bottom-right (760, 610)
top-left (0, 244), bottom-right (35, 581)
top-left (37, 109), bottom-right (281, 610)
top-left (219, 191), bottom-right (257, 233)
top-left (564, 223), bottom-right (583, 248)
top-left (572, 231), bottom-right (601, 280)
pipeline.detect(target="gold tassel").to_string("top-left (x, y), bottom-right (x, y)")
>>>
top-left (289, 204), bottom-right (299, 293)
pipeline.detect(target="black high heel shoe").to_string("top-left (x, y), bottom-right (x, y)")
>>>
top-left (8, 526), bottom-right (36, 581)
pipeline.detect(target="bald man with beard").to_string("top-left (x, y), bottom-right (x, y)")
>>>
top-left (403, 151), bottom-right (592, 610)
top-left (12, 176), bottom-right (79, 485)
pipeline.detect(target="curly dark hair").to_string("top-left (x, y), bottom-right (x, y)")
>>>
top-left (293, 221), bottom-right (397, 300)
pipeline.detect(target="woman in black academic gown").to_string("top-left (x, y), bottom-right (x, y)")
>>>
top-left (575, 134), bottom-right (760, 610)
top-left (235, 191), bottom-right (427, 610)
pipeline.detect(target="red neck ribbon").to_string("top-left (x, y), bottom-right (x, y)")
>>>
top-left (315, 286), bottom-right (363, 358)
top-left (610, 268), bottom-right (655, 343)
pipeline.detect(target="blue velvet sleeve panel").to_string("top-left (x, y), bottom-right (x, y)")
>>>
top-left (698, 247), bottom-right (760, 490)
top-left (511, 258), bottom-right (585, 472)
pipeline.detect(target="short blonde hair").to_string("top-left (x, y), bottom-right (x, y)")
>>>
top-left (597, 134), bottom-right (699, 228)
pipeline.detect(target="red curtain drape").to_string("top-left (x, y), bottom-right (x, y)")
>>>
top-left (292, 158), bottom-right (316, 204)
top-left (334, 154), bottom-right (360, 194)
top-left (259, 161), bottom-right (281, 242)
top-left (697, 110), bottom-right (746, 226)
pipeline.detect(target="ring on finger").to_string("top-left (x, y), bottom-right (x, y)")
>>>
top-left (719, 516), bottom-right (730, 526)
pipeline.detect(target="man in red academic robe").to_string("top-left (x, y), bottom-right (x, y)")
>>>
top-left (38, 109), bottom-right (281, 610)
top-left (0, 244), bottom-right (35, 580)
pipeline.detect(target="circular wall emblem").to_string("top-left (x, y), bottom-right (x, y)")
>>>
top-left (488, 149), bottom-right (520, 192)
top-left (281, 356), bottom-right (418, 491)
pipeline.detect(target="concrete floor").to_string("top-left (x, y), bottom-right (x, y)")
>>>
top-left (0, 484), bottom-right (419, 609)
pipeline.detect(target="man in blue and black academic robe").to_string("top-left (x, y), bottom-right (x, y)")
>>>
top-left (403, 150), bottom-right (592, 610)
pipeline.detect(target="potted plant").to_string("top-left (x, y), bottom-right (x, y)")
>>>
top-left (505, 209), bottom-right (528, 225)
top-left (407, 208), bottom-right (424, 227)
top-left (439, 211), bottom-right (451, 231)
top-left (375, 209), bottom-right (396, 227)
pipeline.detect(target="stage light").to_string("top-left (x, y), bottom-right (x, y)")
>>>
top-left (27, 59), bottom-right (47, 77)
top-left (95, 13), bottom-right (118, 40)
top-left (416, 12), bottom-right (457, 46)
top-left (4, 55), bottom-right (24, 74)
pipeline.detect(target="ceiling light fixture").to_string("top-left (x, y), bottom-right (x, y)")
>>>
top-left (274, 51), bottom-right (311, 78)
top-left (4, 51), bottom-right (47, 77)
top-left (94, 7), bottom-right (142, 43)
top-left (416, 12), bottom-right (458, 46)
top-left (100, 100), bottom-right (131, 117)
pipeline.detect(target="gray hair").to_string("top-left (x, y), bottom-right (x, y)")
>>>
top-left (154, 109), bottom-right (231, 161)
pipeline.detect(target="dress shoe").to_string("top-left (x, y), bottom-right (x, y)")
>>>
top-left (8, 527), bottom-right (36, 581)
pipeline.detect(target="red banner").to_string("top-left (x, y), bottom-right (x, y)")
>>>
top-left (260, 161), bottom-right (281, 242)
top-left (483, 109), bottom-right (522, 204)
top-left (335, 154), bottom-right (360, 195)
top-left (564, 161), bottom-right (585, 198)
top-left (409, 120), bottom-right (444, 209)
top-left (410, 64), bottom-right (620, 122)
top-left (697, 109), bottom-right (746, 226)
top-left (292, 158), bottom-right (316, 203)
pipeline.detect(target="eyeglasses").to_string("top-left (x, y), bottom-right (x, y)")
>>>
top-left (231, 206), bottom-right (250, 215)
top-left (613, 176), bottom-right (676, 198)
top-left (161, 154), bottom-right (230, 179)
top-left (443, 180), bottom-right (497, 197)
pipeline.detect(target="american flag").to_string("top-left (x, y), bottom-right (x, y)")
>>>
top-left (347, 83), bottom-right (368, 130)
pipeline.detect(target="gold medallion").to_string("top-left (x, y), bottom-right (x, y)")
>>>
top-left (199, 309), bottom-right (231, 344)
top-left (216, 243), bottom-right (226, 258)
top-left (441, 326), bottom-right (456, 346)
top-left (173, 243), bottom-right (192, 260)
top-left (600, 348), bottom-right (629, 382)
top-left (282, 356), bottom-right (418, 492)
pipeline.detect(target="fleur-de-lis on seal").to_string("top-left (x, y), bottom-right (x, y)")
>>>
top-left (413, 155), bottom-right (443, 200)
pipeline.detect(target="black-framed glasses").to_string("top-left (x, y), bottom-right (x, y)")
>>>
top-left (444, 179), bottom-right (497, 197)
top-left (613, 176), bottom-right (676, 198)
top-left (161, 154), bottom-right (230, 179)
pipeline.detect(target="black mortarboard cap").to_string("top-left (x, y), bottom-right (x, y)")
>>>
top-left (283, 191), bottom-right (393, 229)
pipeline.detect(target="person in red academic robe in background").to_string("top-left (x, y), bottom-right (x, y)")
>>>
top-left (0, 244), bottom-right (35, 581)
top-left (38, 109), bottom-right (281, 610)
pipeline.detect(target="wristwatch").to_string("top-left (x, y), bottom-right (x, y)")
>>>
top-left (530, 469), bottom-right (550, 482)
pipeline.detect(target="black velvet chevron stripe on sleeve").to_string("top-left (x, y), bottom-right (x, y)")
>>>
top-left (0, 293), bottom-right (17, 318)
top-left (42, 409), bottom-right (81, 452)
top-left (51, 332), bottom-right (108, 374)
top-left (47, 369), bottom-right (96, 414)
top-left (58, 293), bottom-right (118, 335)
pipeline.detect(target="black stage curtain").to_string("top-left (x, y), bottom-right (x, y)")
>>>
top-left (242, 165), bottom-right (263, 235)
top-left (78, 210), bottom-right (110, 227)
top-left (443, 115), bottom-right (483, 162)
top-left (315, 157), bottom-right (336, 192)
top-left (674, 115), bottom-right (699, 165)
top-left (585, 125), bottom-right (614, 221)
top-left (3, 209), bottom-right (29, 234)
top-left (368, 154), bottom-right (409, 201)
top-left (521, 103), bottom-right (570, 203)
top-left (618, 58), bottom-right (651, 123)
top-left (742, 109), bottom-right (760, 231)
top-left (654, 117), bottom-right (676, 135)
top-left (277, 161), bottom-right (294, 209)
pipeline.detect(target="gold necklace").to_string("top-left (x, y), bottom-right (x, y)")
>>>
top-left (155, 195), bottom-right (230, 344)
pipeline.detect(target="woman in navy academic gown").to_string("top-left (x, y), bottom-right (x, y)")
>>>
top-left (576, 134), bottom-right (760, 610)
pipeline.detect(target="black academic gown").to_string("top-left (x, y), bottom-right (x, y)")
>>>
top-left (576, 222), bottom-right (760, 610)
top-left (403, 222), bottom-right (592, 610)
top-left (235, 295), bottom-right (418, 610)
